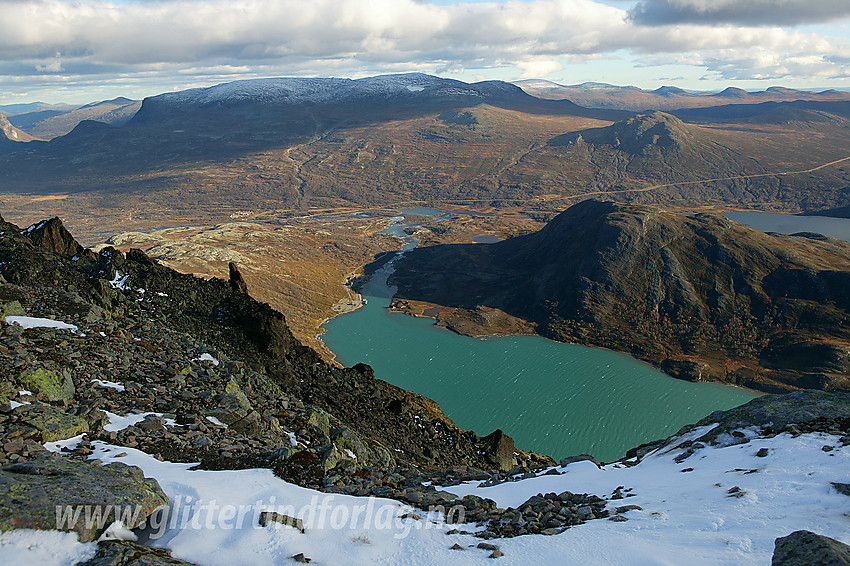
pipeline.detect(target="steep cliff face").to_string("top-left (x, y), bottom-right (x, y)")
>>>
top-left (391, 200), bottom-right (850, 392)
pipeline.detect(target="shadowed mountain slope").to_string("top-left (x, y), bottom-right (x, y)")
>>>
top-left (390, 200), bottom-right (850, 392)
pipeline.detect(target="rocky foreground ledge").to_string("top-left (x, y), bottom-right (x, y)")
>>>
top-left (0, 215), bottom-right (848, 564)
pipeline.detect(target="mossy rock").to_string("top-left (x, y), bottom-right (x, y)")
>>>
top-left (331, 427), bottom-right (393, 468)
top-left (12, 403), bottom-right (92, 442)
top-left (0, 453), bottom-right (168, 542)
top-left (307, 408), bottom-right (332, 441)
top-left (0, 300), bottom-right (25, 322)
top-left (19, 368), bottom-right (75, 402)
top-left (207, 379), bottom-right (254, 425)
top-left (0, 380), bottom-right (16, 400)
top-left (320, 444), bottom-right (345, 471)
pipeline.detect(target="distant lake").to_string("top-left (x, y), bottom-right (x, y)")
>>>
top-left (321, 215), bottom-right (759, 462)
top-left (724, 211), bottom-right (850, 242)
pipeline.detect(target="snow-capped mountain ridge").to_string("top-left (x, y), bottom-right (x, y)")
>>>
top-left (151, 73), bottom-right (513, 108)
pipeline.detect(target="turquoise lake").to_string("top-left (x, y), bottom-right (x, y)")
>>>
top-left (320, 211), bottom-right (850, 462)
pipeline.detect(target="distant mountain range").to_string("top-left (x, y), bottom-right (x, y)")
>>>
top-left (2, 74), bottom-right (850, 232)
top-left (0, 113), bottom-right (43, 155)
top-left (515, 79), bottom-right (850, 112)
top-left (0, 97), bottom-right (140, 140)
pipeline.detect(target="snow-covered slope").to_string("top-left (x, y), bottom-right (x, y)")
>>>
top-left (4, 414), bottom-right (848, 566)
top-left (148, 74), bottom-right (505, 108)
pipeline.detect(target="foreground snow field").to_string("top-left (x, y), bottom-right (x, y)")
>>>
top-left (2, 421), bottom-right (848, 566)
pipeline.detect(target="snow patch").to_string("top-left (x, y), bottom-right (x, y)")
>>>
top-left (98, 521), bottom-right (139, 542)
top-left (91, 379), bottom-right (126, 392)
top-left (5, 316), bottom-right (78, 333)
top-left (44, 433), bottom-right (87, 453)
top-left (205, 416), bottom-right (228, 428)
top-left (109, 271), bottom-right (130, 290)
top-left (0, 529), bottom-right (97, 566)
top-left (193, 353), bottom-right (220, 366)
top-left (20, 220), bottom-right (47, 236)
top-left (285, 430), bottom-right (298, 447)
top-left (103, 411), bottom-right (178, 432)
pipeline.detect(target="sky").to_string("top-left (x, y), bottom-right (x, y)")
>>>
top-left (0, 0), bottom-right (849, 105)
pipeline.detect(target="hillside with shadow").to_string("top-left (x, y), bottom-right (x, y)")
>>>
top-left (389, 200), bottom-right (850, 393)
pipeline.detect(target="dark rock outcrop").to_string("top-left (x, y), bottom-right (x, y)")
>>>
top-left (228, 262), bottom-right (248, 294)
top-left (772, 530), bottom-right (850, 566)
top-left (0, 213), bottom-right (553, 483)
top-left (482, 429), bottom-right (517, 471)
top-left (27, 217), bottom-right (90, 258)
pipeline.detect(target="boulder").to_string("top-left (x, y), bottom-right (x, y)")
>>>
top-left (19, 367), bottom-right (75, 402)
top-left (772, 530), bottom-right (850, 565)
top-left (81, 541), bottom-right (201, 566)
top-left (0, 453), bottom-right (168, 542)
top-left (482, 429), bottom-right (517, 472)
top-left (13, 403), bottom-right (94, 442)
top-left (661, 359), bottom-right (709, 382)
top-left (560, 454), bottom-right (602, 469)
top-left (0, 300), bottom-right (25, 322)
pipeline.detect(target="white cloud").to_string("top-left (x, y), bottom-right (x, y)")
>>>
top-left (0, 0), bottom-right (848, 99)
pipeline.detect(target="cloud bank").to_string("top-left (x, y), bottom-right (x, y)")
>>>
top-left (0, 0), bottom-right (848, 101)
top-left (630, 0), bottom-right (850, 27)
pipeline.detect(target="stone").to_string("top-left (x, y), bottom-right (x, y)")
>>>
top-left (0, 453), bottom-right (168, 542)
top-left (80, 540), bottom-right (201, 566)
top-left (258, 511), bottom-right (305, 533)
top-left (19, 367), bottom-right (75, 402)
top-left (490, 550), bottom-right (504, 558)
top-left (559, 454), bottom-right (602, 469)
top-left (291, 553), bottom-right (311, 563)
top-left (450, 543), bottom-right (465, 550)
top-left (0, 379), bottom-right (16, 400)
top-left (0, 300), bottom-right (25, 322)
top-left (772, 530), bottom-right (850, 565)
top-left (756, 448), bottom-right (770, 457)
top-left (12, 403), bottom-right (93, 442)
top-left (306, 408), bottom-right (331, 440)
top-left (482, 429), bottom-right (516, 472)
top-left (831, 482), bottom-right (850, 497)
top-left (477, 542), bottom-right (500, 551)
top-left (26, 217), bottom-right (87, 257)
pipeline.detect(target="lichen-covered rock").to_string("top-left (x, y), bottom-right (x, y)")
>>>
top-left (0, 380), bottom-right (16, 400)
top-left (0, 300), bottom-right (25, 322)
top-left (330, 428), bottom-right (393, 468)
top-left (13, 403), bottom-right (93, 442)
top-left (307, 408), bottom-right (331, 441)
top-left (696, 390), bottom-right (850, 433)
top-left (0, 453), bottom-right (168, 542)
top-left (772, 530), bottom-right (850, 565)
top-left (19, 367), bottom-right (75, 402)
top-left (206, 379), bottom-right (255, 431)
top-left (80, 540), bottom-right (201, 566)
